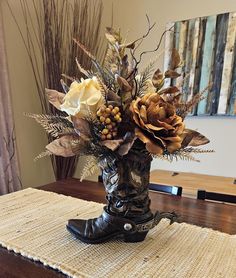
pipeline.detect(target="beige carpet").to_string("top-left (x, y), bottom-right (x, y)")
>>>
top-left (0, 188), bottom-right (236, 278)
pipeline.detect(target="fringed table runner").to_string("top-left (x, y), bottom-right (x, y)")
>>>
top-left (0, 188), bottom-right (236, 278)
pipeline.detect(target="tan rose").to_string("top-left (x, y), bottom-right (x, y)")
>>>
top-left (130, 92), bottom-right (185, 155)
top-left (60, 77), bottom-right (104, 117)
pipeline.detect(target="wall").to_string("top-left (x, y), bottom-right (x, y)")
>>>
top-left (100, 0), bottom-right (236, 178)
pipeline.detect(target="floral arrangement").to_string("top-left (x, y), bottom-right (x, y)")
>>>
top-left (29, 25), bottom-right (212, 179)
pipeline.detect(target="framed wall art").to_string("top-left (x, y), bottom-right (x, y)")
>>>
top-left (164, 12), bottom-right (236, 116)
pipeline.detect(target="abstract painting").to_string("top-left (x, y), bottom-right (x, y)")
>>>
top-left (164, 12), bottom-right (236, 116)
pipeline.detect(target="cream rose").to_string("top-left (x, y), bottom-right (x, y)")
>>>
top-left (60, 77), bottom-right (104, 117)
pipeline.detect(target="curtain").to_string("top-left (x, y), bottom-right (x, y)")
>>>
top-left (0, 10), bottom-right (22, 195)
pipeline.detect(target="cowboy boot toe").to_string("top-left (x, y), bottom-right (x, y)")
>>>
top-left (67, 219), bottom-right (87, 238)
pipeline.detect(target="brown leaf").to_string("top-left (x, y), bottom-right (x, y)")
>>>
top-left (181, 129), bottom-right (210, 147)
top-left (118, 141), bottom-right (135, 156)
top-left (100, 139), bottom-right (123, 151)
top-left (116, 76), bottom-right (132, 92)
top-left (120, 54), bottom-right (129, 78)
top-left (120, 41), bottom-right (135, 49)
top-left (153, 69), bottom-right (163, 80)
top-left (152, 69), bottom-right (164, 89)
top-left (107, 90), bottom-right (121, 103)
top-left (170, 49), bottom-right (181, 70)
top-left (164, 70), bottom-right (181, 78)
top-left (169, 92), bottom-right (182, 104)
top-left (73, 38), bottom-right (96, 60)
top-left (118, 132), bottom-right (136, 156)
top-left (71, 116), bottom-right (91, 138)
top-left (107, 89), bottom-right (122, 107)
top-left (158, 86), bottom-right (179, 95)
top-left (45, 89), bottom-right (65, 110)
top-left (46, 135), bottom-right (78, 157)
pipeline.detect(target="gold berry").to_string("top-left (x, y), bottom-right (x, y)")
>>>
top-left (105, 108), bottom-right (111, 114)
top-left (100, 116), bottom-right (105, 122)
top-left (102, 128), bottom-right (109, 135)
top-left (111, 109), bottom-right (117, 115)
top-left (114, 114), bottom-right (120, 121)
top-left (106, 134), bottom-right (112, 139)
top-left (97, 111), bottom-right (102, 117)
top-left (105, 118), bottom-right (111, 124)
top-left (117, 118), bottom-right (122, 123)
top-left (107, 124), bottom-right (113, 130)
top-left (101, 134), bottom-right (106, 140)
top-left (108, 105), bottom-right (113, 110)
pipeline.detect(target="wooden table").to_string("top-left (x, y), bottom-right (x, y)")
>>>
top-left (1, 178), bottom-right (236, 278)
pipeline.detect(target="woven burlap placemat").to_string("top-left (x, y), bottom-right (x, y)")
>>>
top-left (0, 188), bottom-right (235, 278)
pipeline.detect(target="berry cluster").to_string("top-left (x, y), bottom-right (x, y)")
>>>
top-left (97, 105), bottom-right (122, 140)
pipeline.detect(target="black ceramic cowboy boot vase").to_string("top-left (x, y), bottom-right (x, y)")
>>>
top-left (67, 144), bottom-right (177, 244)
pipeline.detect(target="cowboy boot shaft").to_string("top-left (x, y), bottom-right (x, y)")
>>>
top-left (100, 144), bottom-right (153, 217)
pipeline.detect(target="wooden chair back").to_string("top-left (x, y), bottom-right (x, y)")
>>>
top-left (197, 190), bottom-right (236, 204)
top-left (149, 183), bottom-right (182, 196)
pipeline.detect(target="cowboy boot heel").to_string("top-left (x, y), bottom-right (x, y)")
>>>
top-left (123, 231), bottom-right (148, 243)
